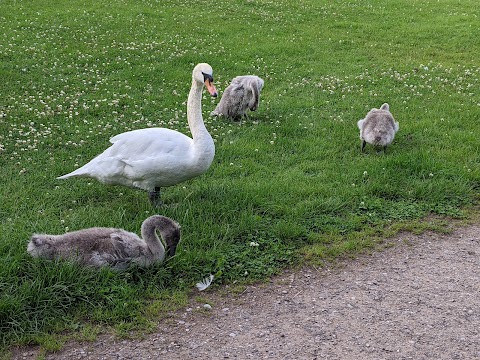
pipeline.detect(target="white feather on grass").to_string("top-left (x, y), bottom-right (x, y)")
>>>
top-left (196, 274), bottom-right (214, 291)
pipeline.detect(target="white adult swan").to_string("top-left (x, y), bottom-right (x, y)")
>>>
top-left (57, 63), bottom-right (218, 205)
top-left (27, 215), bottom-right (181, 269)
top-left (357, 103), bottom-right (399, 153)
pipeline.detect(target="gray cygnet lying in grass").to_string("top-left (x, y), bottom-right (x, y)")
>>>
top-left (27, 215), bottom-right (180, 270)
top-left (211, 75), bottom-right (264, 120)
top-left (357, 103), bottom-right (399, 153)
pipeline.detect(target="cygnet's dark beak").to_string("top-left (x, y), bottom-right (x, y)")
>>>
top-left (166, 228), bottom-right (181, 257)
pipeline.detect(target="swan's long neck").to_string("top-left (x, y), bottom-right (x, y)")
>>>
top-left (141, 216), bottom-right (167, 262)
top-left (187, 80), bottom-right (214, 153)
top-left (141, 215), bottom-right (179, 263)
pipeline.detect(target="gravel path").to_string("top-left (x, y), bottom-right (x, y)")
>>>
top-left (14, 225), bottom-right (480, 360)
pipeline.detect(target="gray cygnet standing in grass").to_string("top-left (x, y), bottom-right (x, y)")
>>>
top-left (211, 75), bottom-right (264, 120)
top-left (27, 215), bottom-right (180, 270)
top-left (357, 103), bottom-right (399, 153)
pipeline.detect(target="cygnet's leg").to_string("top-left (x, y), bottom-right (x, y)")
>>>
top-left (148, 187), bottom-right (162, 207)
top-left (376, 145), bottom-right (387, 154)
top-left (361, 140), bottom-right (366, 152)
top-left (231, 114), bottom-right (242, 122)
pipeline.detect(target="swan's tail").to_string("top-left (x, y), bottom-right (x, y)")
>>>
top-left (57, 153), bottom-right (104, 179)
top-left (57, 166), bottom-right (88, 179)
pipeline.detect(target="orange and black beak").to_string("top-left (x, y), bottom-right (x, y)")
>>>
top-left (202, 72), bottom-right (218, 97)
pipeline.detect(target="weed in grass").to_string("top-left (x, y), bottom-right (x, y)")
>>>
top-left (194, 296), bottom-right (213, 306)
top-left (73, 324), bottom-right (102, 343)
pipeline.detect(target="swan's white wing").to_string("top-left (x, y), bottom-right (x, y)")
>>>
top-left (79, 128), bottom-right (194, 186)
top-left (108, 128), bottom-right (192, 159)
top-left (58, 128), bottom-right (192, 182)
top-left (196, 274), bottom-right (214, 291)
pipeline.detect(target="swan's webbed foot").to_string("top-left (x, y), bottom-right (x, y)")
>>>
top-left (148, 187), bottom-right (162, 207)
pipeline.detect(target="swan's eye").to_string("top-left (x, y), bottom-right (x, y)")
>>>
top-left (202, 72), bottom-right (214, 83)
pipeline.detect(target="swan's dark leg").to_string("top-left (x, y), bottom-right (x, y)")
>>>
top-left (148, 187), bottom-right (162, 207)
top-left (361, 140), bottom-right (366, 152)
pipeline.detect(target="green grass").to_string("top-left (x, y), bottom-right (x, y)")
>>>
top-left (1, 0), bottom-right (479, 352)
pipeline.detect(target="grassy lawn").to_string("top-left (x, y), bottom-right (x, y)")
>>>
top-left (1, 0), bottom-right (479, 352)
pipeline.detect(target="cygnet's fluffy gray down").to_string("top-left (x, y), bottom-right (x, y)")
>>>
top-left (357, 103), bottom-right (399, 152)
top-left (211, 75), bottom-right (264, 119)
top-left (27, 215), bottom-right (180, 270)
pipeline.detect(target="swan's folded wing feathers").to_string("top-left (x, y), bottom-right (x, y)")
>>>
top-left (109, 128), bottom-right (191, 159)
top-left (232, 83), bottom-right (245, 93)
top-left (104, 129), bottom-right (194, 183)
top-left (120, 151), bottom-right (196, 186)
top-left (110, 230), bottom-right (144, 257)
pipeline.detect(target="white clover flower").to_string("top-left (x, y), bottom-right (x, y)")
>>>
top-left (363, 171), bottom-right (368, 177)
top-left (249, 241), bottom-right (259, 247)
